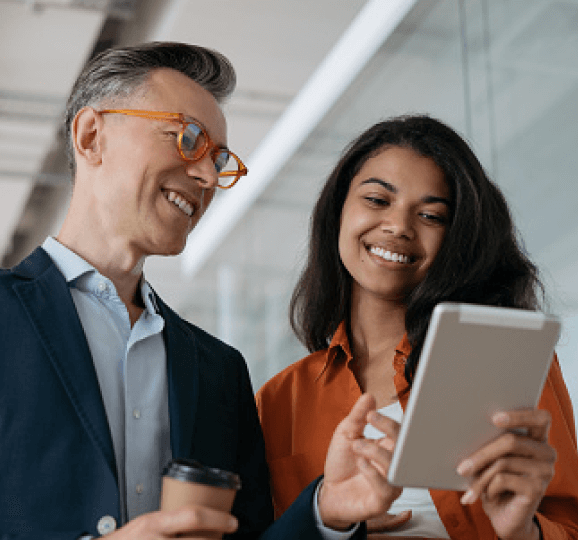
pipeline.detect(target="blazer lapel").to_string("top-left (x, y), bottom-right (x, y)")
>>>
top-left (158, 298), bottom-right (200, 459)
top-left (12, 248), bottom-right (117, 478)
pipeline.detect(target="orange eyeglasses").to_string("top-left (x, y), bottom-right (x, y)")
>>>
top-left (98, 109), bottom-right (247, 189)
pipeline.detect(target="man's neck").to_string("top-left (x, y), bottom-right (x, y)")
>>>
top-left (54, 232), bottom-right (146, 324)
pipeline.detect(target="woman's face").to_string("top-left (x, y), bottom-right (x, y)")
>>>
top-left (338, 146), bottom-right (451, 305)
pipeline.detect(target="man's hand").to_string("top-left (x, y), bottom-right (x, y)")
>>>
top-left (457, 408), bottom-right (556, 540)
top-left (105, 505), bottom-right (238, 539)
top-left (318, 394), bottom-right (403, 531)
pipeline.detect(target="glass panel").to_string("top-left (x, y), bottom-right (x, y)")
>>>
top-left (178, 0), bottom-right (578, 422)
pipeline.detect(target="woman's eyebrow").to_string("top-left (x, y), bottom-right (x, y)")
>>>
top-left (360, 178), bottom-right (396, 192)
top-left (423, 195), bottom-right (451, 207)
top-left (360, 178), bottom-right (451, 207)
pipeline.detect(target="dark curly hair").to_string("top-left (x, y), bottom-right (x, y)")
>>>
top-left (289, 114), bottom-right (545, 386)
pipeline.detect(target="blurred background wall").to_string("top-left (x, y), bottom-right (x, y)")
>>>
top-left (1, 0), bottom-right (577, 429)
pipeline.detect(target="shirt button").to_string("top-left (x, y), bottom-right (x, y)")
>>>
top-left (136, 483), bottom-right (144, 494)
top-left (133, 409), bottom-right (141, 419)
top-left (97, 515), bottom-right (116, 535)
top-left (97, 281), bottom-right (107, 292)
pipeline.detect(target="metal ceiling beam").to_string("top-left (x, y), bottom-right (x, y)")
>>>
top-left (6, 0), bottom-right (138, 19)
top-left (0, 90), bottom-right (64, 121)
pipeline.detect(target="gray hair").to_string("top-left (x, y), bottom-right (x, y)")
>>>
top-left (64, 41), bottom-right (236, 171)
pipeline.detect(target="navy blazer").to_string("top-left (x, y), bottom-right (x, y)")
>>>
top-left (0, 248), bottom-right (353, 540)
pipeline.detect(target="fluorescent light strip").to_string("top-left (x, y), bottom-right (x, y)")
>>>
top-left (181, 0), bottom-right (418, 277)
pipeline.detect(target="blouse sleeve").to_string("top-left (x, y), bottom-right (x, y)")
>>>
top-left (534, 355), bottom-right (578, 539)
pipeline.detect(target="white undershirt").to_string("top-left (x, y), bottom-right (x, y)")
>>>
top-left (363, 401), bottom-right (451, 538)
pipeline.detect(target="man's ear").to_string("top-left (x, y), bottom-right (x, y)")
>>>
top-left (72, 106), bottom-right (103, 167)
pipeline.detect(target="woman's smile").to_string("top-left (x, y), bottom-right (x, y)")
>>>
top-left (368, 245), bottom-right (415, 265)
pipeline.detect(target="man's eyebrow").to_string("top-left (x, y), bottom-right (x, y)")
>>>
top-left (360, 178), bottom-right (451, 207)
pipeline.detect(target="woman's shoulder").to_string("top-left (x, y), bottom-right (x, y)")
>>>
top-left (541, 354), bottom-right (577, 440)
top-left (256, 348), bottom-right (329, 404)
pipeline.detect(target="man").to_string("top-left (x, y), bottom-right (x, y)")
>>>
top-left (0, 42), bottom-right (396, 539)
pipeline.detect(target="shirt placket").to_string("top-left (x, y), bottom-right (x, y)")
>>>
top-left (124, 312), bottom-right (168, 521)
top-left (125, 325), bottom-right (149, 519)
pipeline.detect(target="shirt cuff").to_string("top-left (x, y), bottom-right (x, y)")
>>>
top-left (313, 479), bottom-right (360, 540)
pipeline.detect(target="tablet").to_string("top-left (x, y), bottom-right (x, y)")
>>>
top-left (387, 302), bottom-right (561, 491)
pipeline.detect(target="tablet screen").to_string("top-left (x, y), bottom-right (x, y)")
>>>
top-left (387, 302), bottom-right (560, 491)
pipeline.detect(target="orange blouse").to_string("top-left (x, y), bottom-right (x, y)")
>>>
top-left (256, 321), bottom-right (578, 539)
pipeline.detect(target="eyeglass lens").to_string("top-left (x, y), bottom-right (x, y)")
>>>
top-left (179, 123), bottom-right (207, 159)
top-left (180, 124), bottom-right (239, 187)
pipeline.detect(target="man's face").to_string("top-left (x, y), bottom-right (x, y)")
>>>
top-left (91, 68), bottom-right (228, 258)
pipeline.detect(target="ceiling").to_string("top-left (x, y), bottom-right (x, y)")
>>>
top-left (0, 0), bottom-right (368, 263)
top-left (2, 0), bottom-right (578, 398)
top-left (2, 0), bottom-right (577, 287)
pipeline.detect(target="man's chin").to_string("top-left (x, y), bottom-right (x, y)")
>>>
top-left (147, 236), bottom-right (188, 258)
top-left (163, 242), bottom-right (187, 257)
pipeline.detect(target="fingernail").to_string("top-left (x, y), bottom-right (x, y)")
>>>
top-left (460, 489), bottom-right (476, 505)
top-left (367, 411), bottom-right (379, 423)
top-left (229, 517), bottom-right (238, 529)
top-left (493, 412), bottom-right (509, 426)
top-left (456, 459), bottom-right (473, 476)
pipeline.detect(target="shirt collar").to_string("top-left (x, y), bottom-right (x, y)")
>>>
top-left (42, 236), bottom-right (159, 316)
top-left (42, 236), bottom-right (94, 284)
top-left (316, 320), bottom-right (412, 380)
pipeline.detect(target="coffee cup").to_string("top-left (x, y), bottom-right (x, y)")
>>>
top-left (160, 458), bottom-right (241, 514)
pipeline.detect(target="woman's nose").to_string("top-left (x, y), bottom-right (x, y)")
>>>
top-left (381, 209), bottom-right (415, 239)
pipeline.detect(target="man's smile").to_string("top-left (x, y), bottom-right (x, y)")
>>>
top-left (163, 189), bottom-right (195, 217)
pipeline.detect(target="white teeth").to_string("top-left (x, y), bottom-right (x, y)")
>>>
top-left (165, 190), bottom-right (194, 217)
top-left (369, 246), bottom-right (410, 264)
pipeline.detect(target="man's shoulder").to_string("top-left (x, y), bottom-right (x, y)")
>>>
top-left (0, 266), bottom-right (11, 281)
top-left (156, 295), bottom-right (244, 362)
top-left (0, 264), bottom-right (28, 285)
top-left (1, 247), bottom-right (54, 281)
top-left (0, 248), bottom-right (53, 291)
top-left (180, 316), bottom-right (238, 354)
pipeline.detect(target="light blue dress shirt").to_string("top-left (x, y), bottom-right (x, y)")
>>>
top-left (42, 237), bottom-right (353, 540)
top-left (42, 237), bottom-right (172, 525)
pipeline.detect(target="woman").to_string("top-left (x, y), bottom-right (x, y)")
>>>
top-left (256, 115), bottom-right (578, 539)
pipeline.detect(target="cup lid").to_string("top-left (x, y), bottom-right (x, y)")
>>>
top-left (162, 459), bottom-right (242, 491)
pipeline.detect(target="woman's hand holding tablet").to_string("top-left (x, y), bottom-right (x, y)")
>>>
top-left (457, 407), bottom-right (555, 540)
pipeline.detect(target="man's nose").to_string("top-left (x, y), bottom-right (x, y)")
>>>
top-left (185, 152), bottom-right (219, 189)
